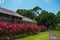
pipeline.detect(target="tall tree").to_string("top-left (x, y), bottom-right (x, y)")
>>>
top-left (32, 6), bottom-right (42, 16)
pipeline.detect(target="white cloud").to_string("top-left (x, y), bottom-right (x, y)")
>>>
top-left (45, 0), bottom-right (49, 2)
top-left (0, 0), bottom-right (5, 4)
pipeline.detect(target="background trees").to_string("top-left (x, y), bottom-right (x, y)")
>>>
top-left (55, 11), bottom-right (60, 28)
top-left (16, 6), bottom-right (60, 29)
top-left (36, 10), bottom-right (56, 29)
top-left (56, 11), bottom-right (60, 23)
top-left (16, 9), bottom-right (36, 19)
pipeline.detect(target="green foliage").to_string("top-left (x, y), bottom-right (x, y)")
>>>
top-left (32, 6), bottom-right (42, 15)
top-left (36, 10), bottom-right (56, 29)
top-left (16, 6), bottom-right (60, 29)
top-left (56, 11), bottom-right (60, 23)
top-left (32, 6), bottom-right (42, 12)
top-left (16, 9), bottom-right (36, 19)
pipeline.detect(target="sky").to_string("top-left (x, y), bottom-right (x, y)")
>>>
top-left (0, 0), bottom-right (60, 14)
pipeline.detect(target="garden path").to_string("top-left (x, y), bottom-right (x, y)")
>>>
top-left (49, 30), bottom-right (60, 40)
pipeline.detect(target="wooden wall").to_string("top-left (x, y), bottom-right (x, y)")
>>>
top-left (0, 12), bottom-right (33, 24)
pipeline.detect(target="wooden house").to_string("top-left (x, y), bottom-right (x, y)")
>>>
top-left (0, 7), bottom-right (33, 24)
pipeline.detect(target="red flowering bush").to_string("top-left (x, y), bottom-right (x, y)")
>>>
top-left (0, 22), bottom-right (8, 31)
top-left (0, 21), bottom-right (47, 36)
top-left (10, 24), bottom-right (18, 32)
top-left (39, 25), bottom-right (47, 31)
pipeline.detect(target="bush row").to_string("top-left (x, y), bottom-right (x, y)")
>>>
top-left (0, 21), bottom-right (47, 37)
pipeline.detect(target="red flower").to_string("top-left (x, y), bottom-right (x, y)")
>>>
top-left (0, 21), bottom-right (8, 31)
top-left (10, 24), bottom-right (18, 32)
top-left (39, 25), bottom-right (47, 30)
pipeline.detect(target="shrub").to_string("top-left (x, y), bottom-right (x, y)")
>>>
top-left (39, 25), bottom-right (47, 31)
top-left (0, 21), bottom-right (47, 39)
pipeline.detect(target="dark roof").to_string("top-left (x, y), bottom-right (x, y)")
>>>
top-left (0, 7), bottom-right (33, 22)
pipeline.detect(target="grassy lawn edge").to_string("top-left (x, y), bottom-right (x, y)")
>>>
top-left (53, 30), bottom-right (60, 38)
top-left (18, 32), bottom-right (49, 40)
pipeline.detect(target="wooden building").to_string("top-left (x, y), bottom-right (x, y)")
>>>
top-left (0, 7), bottom-right (33, 24)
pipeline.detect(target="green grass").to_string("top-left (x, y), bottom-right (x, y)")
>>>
top-left (18, 32), bottom-right (49, 40)
top-left (53, 30), bottom-right (60, 38)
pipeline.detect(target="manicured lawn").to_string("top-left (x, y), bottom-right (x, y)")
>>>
top-left (18, 32), bottom-right (49, 40)
top-left (53, 30), bottom-right (60, 38)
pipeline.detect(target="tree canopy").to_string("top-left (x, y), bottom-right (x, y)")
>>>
top-left (16, 6), bottom-right (60, 29)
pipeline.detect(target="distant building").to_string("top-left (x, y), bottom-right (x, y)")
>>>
top-left (0, 7), bottom-right (33, 24)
